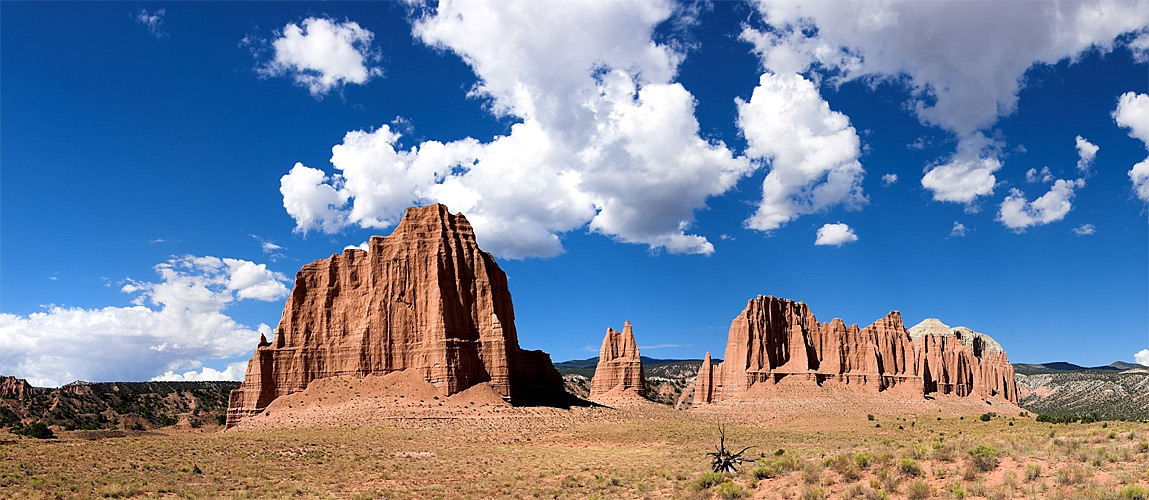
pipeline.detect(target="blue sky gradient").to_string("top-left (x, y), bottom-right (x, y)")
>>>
top-left (2, 1), bottom-right (1148, 386)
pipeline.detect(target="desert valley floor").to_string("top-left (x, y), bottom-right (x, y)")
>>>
top-left (3, 373), bottom-right (1148, 500)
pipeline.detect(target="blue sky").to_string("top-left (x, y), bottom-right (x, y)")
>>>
top-left (2, 1), bottom-right (1149, 387)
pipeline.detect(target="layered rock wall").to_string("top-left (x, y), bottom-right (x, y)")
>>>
top-left (0, 376), bottom-right (32, 398)
top-left (694, 295), bottom-right (1018, 405)
top-left (590, 321), bottom-right (646, 398)
top-left (227, 204), bottom-right (563, 427)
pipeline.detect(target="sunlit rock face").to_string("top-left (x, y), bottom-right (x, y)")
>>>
top-left (226, 204), bottom-right (563, 427)
top-left (693, 295), bottom-right (1018, 405)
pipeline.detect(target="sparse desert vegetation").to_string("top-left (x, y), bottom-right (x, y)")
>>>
top-left (2, 398), bottom-right (1147, 499)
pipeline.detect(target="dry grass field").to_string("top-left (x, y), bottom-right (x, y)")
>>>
top-left (2, 377), bottom-right (1147, 500)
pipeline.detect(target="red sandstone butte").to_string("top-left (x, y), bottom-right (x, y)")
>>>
top-left (590, 321), bottom-right (646, 398)
top-left (226, 204), bottom-right (564, 427)
top-left (0, 376), bottom-right (33, 397)
top-left (693, 295), bottom-right (1018, 405)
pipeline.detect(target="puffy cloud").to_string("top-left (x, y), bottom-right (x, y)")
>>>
top-left (135, 8), bottom-right (167, 39)
top-left (1137, 348), bottom-right (1149, 366)
top-left (257, 17), bottom-right (381, 96)
top-left (950, 221), bottom-right (968, 238)
top-left (1073, 223), bottom-right (1097, 236)
top-left (881, 173), bottom-right (898, 186)
top-left (814, 222), bottom-right (858, 246)
top-left (920, 134), bottom-right (1003, 204)
top-left (0, 256), bottom-right (286, 387)
top-left (280, 162), bottom-right (349, 233)
top-left (1075, 136), bottom-right (1099, 175)
top-left (1113, 92), bottom-right (1149, 202)
top-left (997, 179), bottom-right (1086, 231)
top-left (152, 361), bottom-right (248, 382)
top-left (1026, 167), bottom-right (1054, 184)
top-left (282, 0), bottom-right (752, 258)
top-left (737, 72), bottom-right (866, 231)
top-left (744, 0), bottom-right (1149, 204)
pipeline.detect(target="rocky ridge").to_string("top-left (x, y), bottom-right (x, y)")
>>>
top-left (227, 204), bottom-right (564, 427)
top-left (589, 321), bottom-right (646, 398)
top-left (693, 295), bottom-right (1018, 405)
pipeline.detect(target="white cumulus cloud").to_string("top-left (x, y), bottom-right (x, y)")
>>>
top-left (257, 17), bottom-right (381, 97)
top-left (881, 173), bottom-right (898, 186)
top-left (152, 361), bottom-right (249, 382)
top-left (0, 256), bottom-right (286, 387)
top-left (1073, 223), bottom-right (1097, 236)
top-left (1026, 167), bottom-right (1054, 184)
top-left (281, 0), bottom-right (753, 258)
top-left (743, 0), bottom-right (1149, 205)
top-left (1114, 92), bottom-right (1149, 202)
top-left (1137, 349), bottom-right (1149, 367)
top-left (737, 72), bottom-right (866, 231)
top-left (1076, 136), bottom-right (1099, 175)
top-left (998, 179), bottom-right (1086, 232)
top-left (814, 222), bottom-right (858, 246)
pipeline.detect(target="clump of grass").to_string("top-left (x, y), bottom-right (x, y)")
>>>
top-left (802, 462), bottom-right (823, 484)
top-left (1024, 464), bottom-right (1041, 482)
top-left (715, 480), bottom-right (745, 499)
top-left (944, 481), bottom-right (967, 500)
top-left (899, 458), bottom-right (923, 477)
top-left (752, 464), bottom-right (775, 480)
top-left (1120, 484), bottom-right (1149, 500)
top-left (967, 444), bottom-right (999, 472)
top-left (803, 487), bottom-right (826, 500)
top-left (689, 471), bottom-right (724, 490)
top-left (1055, 464), bottom-right (1088, 486)
top-left (906, 480), bottom-right (933, 500)
top-left (854, 452), bottom-right (872, 469)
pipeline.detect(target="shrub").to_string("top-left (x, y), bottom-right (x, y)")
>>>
top-left (854, 453), bottom-right (872, 469)
top-left (17, 422), bottom-right (55, 439)
top-left (899, 458), bottom-right (923, 477)
top-left (691, 472), bottom-right (724, 490)
top-left (1024, 464), bottom-right (1041, 482)
top-left (1120, 485), bottom-right (1149, 500)
top-left (803, 487), bottom-right (826, 500)
top-left (968, 444), bottom-right (999, 472)
top-left (944, 482), bottom-right (967, 500)
top-left (868, 414), bottom-right (875, 421)
top-left (979, 413), bottom-right (992, 422)
top-left (714, 480), bottom-right (745, 499)
top-left (802, 462), bottom-right (823, 484)
top-left (752, 466), bottom-right (776, 480)
top-left (906, 481), bottom-right (933, 500)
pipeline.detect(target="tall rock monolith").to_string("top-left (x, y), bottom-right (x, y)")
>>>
top-left (226, 204), bottom-right (564, 427)
top-left (590, 321), bottom-right (646, 398)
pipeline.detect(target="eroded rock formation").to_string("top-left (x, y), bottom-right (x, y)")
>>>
top-left (590, 321), bottom-right (646, 398)
top-left (0, 376), bottom-right (32, 397)
top-left (693, 295), bottom-right (1018, 405)
top-left (227, 204), bottom-right (564, 427)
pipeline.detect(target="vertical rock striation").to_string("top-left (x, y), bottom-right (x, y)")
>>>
top-left (590, 321), bottom-right (646, 398)
top-left (0, 376), bottom-right (33, 398)
top-left (227, 204), bottom-right (564, 427)
top-left (693, 295), bottom-right (1018, 405)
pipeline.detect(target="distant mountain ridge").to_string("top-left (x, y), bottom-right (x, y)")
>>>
top-left (1012, 361), bottom-right (1143, 375)
top-left (554, 357), bottom-right (720, 379)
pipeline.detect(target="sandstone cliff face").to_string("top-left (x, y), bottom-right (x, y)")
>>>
top-left (693, 295), bottom-right (1018, 405)
top-left (908, 318), bottom-right (1018, 402)
top-left (0, 376), bottom-right (32, 397)
top-left (590, 321), bottom-right (646, 398)
top-left (227, 204), bottom-right (563, 427)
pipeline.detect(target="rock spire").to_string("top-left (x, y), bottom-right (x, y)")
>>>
top-left (590, 321), bottom-right (646, 398)
top-left (226, 204), bottom-right (564, 427)
top-left (693, 295), bottom-right (1018, 405)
